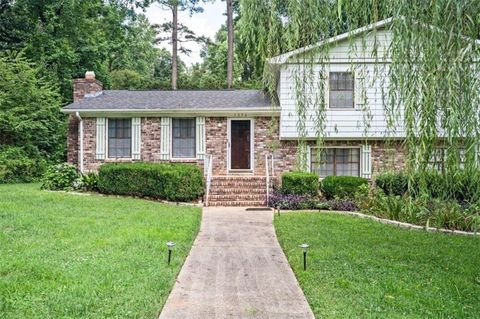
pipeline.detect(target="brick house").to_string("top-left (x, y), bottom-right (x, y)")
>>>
top-left (64, 19), bottom-right (409, 206)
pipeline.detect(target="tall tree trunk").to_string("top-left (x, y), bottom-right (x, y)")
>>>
top-left (171, 4), bottom-right (178, 90)
top-left (226, 0), bottom-right (234, 89)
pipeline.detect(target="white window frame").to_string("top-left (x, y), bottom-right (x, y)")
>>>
top-left (106, 118), bottom-right (133, 160)
top-left (309, 146), bottom-right (361, 177)
top-left (170, 117), bottom-right (197, 160)
top-left (227, 118), bottom-right (255, 172)
top-left (328, 70), bottom-right (355, 110)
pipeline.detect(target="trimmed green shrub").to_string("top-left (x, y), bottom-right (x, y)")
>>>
top-left (321, 176), bottom-right (368, 199)
top-left (0, 146), bottom-right (47, 183)
top-left (376, 169), bottom-right (480, 203)
top-left (375, 171), bottom-right (408, 196)
top-left (281, 172), bottom-right (319, 196)
top-left (41, 163), bottom-right (80, 191)
top-left (98, 162), bottom-right (204, 202)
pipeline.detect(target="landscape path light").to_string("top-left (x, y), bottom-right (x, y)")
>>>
top-left (299, 243), bottom-right (310, 271)
top-left (166, 241), bottom-right (176, 265)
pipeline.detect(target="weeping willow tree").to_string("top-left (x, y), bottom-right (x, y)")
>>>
top-left (238, 0), bottom-right (480, 196)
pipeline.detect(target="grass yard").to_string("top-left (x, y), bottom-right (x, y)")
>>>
top-left (0, 183), bottom-right (201, 319)
top-left (275, 212), bottom-right (480, 319)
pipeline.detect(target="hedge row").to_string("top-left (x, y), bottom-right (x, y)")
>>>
top-left (98, 162), bottom-right (204, 202)
top-left (280, 172), bottom-right (368, 199)
top-left (375, 169), bottom-right (480, 203)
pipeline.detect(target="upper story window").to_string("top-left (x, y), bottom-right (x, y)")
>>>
top-left (311, 147), bottom-right (360, 178)
top-left (329, 72), bottom-right (354, 108)
top-left (108, 118), bottom-right (131, 158)
top-left (172, 118), bottom-right (196, 158)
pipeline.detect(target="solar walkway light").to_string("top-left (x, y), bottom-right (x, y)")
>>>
top-left (166, 241), bottom-right (176, 265)
top-left (299, 243), bottom-right (310, 271)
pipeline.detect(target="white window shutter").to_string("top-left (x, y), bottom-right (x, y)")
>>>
top-left (355, 69), bottom-right (366, 108)
top-left (361, 144), bottom-right (372, 179)
top-left (196, 117), bottom-right (206, 159)
top-left (131, 117), bottom-right (141, 160)
top-left (307, 146), bottom-right (312, 172)
top-left (160, 117), bottom-right (171, 160)
top-left (95, 117), bottom-right (106, 160)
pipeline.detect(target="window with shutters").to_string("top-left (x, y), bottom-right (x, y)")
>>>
top-left (172, 118), bottom-right (196, 158)
top-left (427, 148), bottom-right (466, 172)
top-left (108, 119), bottom-right (131, 158)
top-left (311, 148), bottom-right (360, 177)
top-left (329, 72), bottom-right (354, 108)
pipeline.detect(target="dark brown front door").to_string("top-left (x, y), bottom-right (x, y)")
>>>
top-left (230, 120), bottom-right (251, 170)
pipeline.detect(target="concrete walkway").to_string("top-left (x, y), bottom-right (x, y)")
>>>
top-left (159, 207), bottom-right (315, 319)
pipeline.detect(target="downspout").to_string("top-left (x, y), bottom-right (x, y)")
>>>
top-left (75, 112), bottom-right (84, 173)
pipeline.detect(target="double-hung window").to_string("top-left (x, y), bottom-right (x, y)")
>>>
top-left (108, 118), bottom-right (131, 158)
top-left (329, 72), bottom-right (354, 108)
top-left (311, 148), bottom-right (360, 178)
top-left (428, 148), bottom-right (466, 172)
top-left (172, 118), bottom-right (196, 158)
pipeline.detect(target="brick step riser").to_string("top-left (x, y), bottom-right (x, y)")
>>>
top-left (210, 187), bottom-right (267, 195)
top-left (210, 184), bottom-right (267, 189)
top-left (209, 195), bottom-right (267, 201)
top-left (208, 201), bottom-right (267, 207)
top-left (208, 190), bottom-right (267, 197)
top-left (212, 175), bottom-right (265, 181)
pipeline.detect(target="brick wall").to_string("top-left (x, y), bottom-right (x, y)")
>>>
top-left (67, 115), bottom-right (406, 176)
top-left (67, 115), bottom-right (79, 166)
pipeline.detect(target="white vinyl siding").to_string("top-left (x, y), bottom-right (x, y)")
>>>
top-left (95, 117), bottom-right (106, 160)
top-left (279, 29), bottom-right (403, 139)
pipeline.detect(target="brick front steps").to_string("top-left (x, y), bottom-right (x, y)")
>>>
top-left (206, 176), bottom-right (269, 207)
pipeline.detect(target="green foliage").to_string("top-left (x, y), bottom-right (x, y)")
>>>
top-left (41, 163), bottom-right (81, 191)
top-left (281, 172), bottom-right (319, 196)
top-left (98, 162), bottom-right (204, 202)
top-left (376, 169), bottom-right (480, 204)
top-left (81, 172), bottom-right (99, 192)
top-left (111, 69), bottom-right (145, 89)
top-left (375, 171), bottom-right (408, 196)
top-left (0, 55), bottom-right (65, 183)
top-left (0, 146), bottom-right (47, 184)
top-left (360, 190), bottom-right (480, 232)
top-left (0, 1), bottom-right (160, 100)
top-left (321, 176), bottom-right (368, 199)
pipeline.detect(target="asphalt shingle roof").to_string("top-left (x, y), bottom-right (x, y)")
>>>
top-left (63, 90), bottom-right (271, 110)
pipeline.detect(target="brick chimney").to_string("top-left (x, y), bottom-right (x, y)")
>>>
top-left (73, 71), bottom-right (103, 102)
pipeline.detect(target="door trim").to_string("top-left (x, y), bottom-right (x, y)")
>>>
top-left (227, 118), bottom-right (255, 172)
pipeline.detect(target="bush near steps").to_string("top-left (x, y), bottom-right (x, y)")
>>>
top-left (98, 162), bottom-right (204, 202)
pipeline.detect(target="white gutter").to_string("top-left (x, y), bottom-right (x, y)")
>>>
top-left (75, 112), bottom-right (84, 173)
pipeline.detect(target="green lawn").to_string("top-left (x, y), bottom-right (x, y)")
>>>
top-left (275, 212), bottom-right (480, 319)
top-left (0, 183), bottom-right (201, 319)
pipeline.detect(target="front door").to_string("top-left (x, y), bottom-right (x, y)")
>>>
top-left (229, 119), bottom-right (252, 170)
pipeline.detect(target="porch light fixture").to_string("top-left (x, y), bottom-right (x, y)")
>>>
top-left (299, 243), bottom-right (310, 271)
top-left (166, 241), bottom-right (176, 265)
